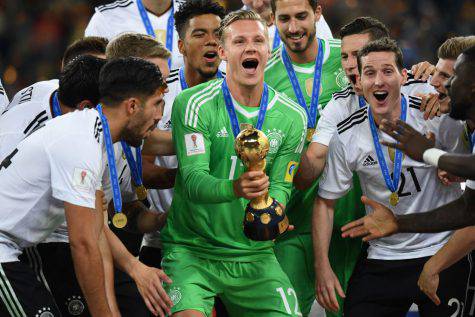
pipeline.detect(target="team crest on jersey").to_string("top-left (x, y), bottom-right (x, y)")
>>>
top-left (35, 307), bottom-right (54, 317)
top-left (66, 296), bottom-right (85, 315)
top-left (169, 286), bottom-right (182, 305)
top-left (335, 68), bottom-right (349, 89)
top-left (305, 78), bottom-right (323, 97)
top-left (265, 128), bottom-right (285, 154)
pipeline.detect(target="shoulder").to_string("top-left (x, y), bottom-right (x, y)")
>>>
top-left (95, 0), bottom-right (134, 14)
top-left (175, 79), bottom-right (223, 126)
top-left (407, 94), bottom-right (422, 110)
top-left (265, 46), bottom-right (283, 72)
top-left (49, 109), bottom-right (102, 144)
top-left (332, 85), bottom-right (355, 101)
top-left (271, 87), bottom-right (307, 125)
top-left (336, 106), bottom-right (368, 135)
top-left (404, 71), bottom-right (429, 87)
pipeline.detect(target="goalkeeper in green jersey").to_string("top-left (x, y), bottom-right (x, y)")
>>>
top-left (160, 10), bottom-right (307, 317)
top-left (264, 1), bottom-right (364, 316)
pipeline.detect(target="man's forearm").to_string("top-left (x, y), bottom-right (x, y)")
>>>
top-left (313, 197), bottom-right (335, 270)
top-left (103, 225), bottom-right (140, 275)
top-left (439, 154), bottom-right (475, 180)
top-left (425, 227), bottom-right (475, 275)
top-left (142, 130), bottom-right (174, 156)
top-left (397, 189), bottom-right (475, 233)
top-left (294, 143), bottom-right (327, 191)
top-left (71, 239), bottom-right (111, 316)
top-left (98, 228), bottom-right (119, 314)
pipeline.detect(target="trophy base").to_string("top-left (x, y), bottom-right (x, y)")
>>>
top-left (243, 198), bottom-right (289, 241)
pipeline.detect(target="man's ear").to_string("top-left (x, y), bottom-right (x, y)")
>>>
top-left (76, 100), bottom-right (95, 110)
top-left (178, 38), bottom-right (185, 55)
top-left (218, 44), bottom-right (227, 62)
top-left (314, 5), bottom-right (322, 21)
top-left (401, 68), bottom-right (408, 86)
top-left (125, 97), bottom-right (139, 115)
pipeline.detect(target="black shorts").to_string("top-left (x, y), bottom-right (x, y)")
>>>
top-left (0, 261), bottom-right (60, 317)
top-left (22, 243), bottom-right (89, 316)
top-left (344, 255), bottom-right (471, 317)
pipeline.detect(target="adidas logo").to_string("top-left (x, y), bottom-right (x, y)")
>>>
top-left (363, 155), bottom-right (378, 166)
top-left (216, 127), bottom-right (229, 138)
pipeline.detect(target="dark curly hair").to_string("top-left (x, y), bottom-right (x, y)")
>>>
top-left (174, 0), bottom-right (226, 39)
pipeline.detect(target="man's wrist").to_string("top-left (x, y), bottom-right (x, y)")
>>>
top-left (422, 148), bottom-right (446, 167)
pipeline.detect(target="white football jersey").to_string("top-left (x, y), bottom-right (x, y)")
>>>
top-left (313, 73), bottom-right (436, 147)
top-left (0, 80), bottom-right (59, 160)
top-left (0, 109), bottom-right (106, 262)
top-left (142, 68), bottom-right (182, 249)
top-left (0, 78), bottom-right (9, 115)
top-left (318, 95), bottom-right (462, 260)
top-left (85, 0), bottom-right (183, 69)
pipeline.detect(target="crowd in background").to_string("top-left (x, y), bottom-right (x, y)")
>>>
top-left (0, 0), bottom-right (473, 96)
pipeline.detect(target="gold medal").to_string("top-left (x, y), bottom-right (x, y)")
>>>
top-left (306, 128), bottom-right (315, 142)
top-left (135, 185), bottom-right (148, 201)
top-left (389, 192), bottom-right (399, 206)
top-left (112, 213), bottom-right (127, 229)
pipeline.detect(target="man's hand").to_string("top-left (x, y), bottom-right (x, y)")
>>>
top-left (437, 169), bottom-right (466, 186)
top-left (129, 259), bottom-right (173, 317)
top-left (341, 196), bottom-right (398, 241)
top-left (315, 265), bottom-right (345, 312)
top-left (379, 119), bottom-right (435, 162)
top-left (411, 61), bottom-right (435, 81)
top-left (417, 93), bottom-right (440, 120)
top-left (417, 260), bottom-right (441, 305)
top-left (233, 171), bottom-right (269, 200)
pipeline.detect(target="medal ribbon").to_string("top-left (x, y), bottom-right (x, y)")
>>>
top-left (137, 0), bottom-right (174, 67)
top-left (179, 67), bottom-right (223, 90)
top-left (52, 91), bottom-right (62, 118)
top-left (368, 96), bottom-right (407, 195)
top-left (97, 104), bottom-right (122, 214)
top-left (221, 79), bottom-right (269, 138)
top-left (282, 38), bottom-right (324, 129)
top-left (272, 28), bottom-right (281, 50)
top-left (358, 95), bottom-right (366, 109)
top-left (120, 141), bottom-right (144, 188)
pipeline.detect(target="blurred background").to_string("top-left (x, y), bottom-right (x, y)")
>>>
top-left (0, 0), bottom-right (473, 97)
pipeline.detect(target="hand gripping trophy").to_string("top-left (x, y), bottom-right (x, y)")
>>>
top-left (234, 126), bottom-right (289, 241)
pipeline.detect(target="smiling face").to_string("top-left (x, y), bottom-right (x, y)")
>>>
top-left (430, 58), bottom-right (454, 112)
top-left (360, 51), bottom-right (407, 117)
top-left (273, 0), bottom-right (318, 54)
top-left (219, 19), bottom-right (270, 88)
top-left (179, 13), bottom-right (222, 78)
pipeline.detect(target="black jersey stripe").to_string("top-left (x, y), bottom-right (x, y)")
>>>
top-left (334, 90), bottom-right (355, 100)
top-left (336, 106), bottom-right (367, 130)
top-left (98, 0), bottom-right (133, 12)
top-left (333, 86), bottom-right (353, 97)
top-left (27, 117), bottom-right (49, 136)
top-left (98, 0), bottom-right (131, 11)
top-left (23, 111), bottom-right (48, 134)
top-left (166, 77), bottom-right (179, 84)
top-left (338, 113), bottom-right (368, 134)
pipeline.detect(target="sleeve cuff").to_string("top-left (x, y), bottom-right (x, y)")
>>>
top-left (52, 187), bottom-right (95, 209)
top-left (312, 132), bottom-right (332, 146)
top-left (317, 187), bottom-right (348, 200)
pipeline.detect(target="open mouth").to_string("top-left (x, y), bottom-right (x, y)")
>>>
top-left (348, 74), bottom-right (357, 85)
top-left (373, 91), bottom-right (389, 102)
top-left (203, 51), bottom-right (218, 62)
top-left (438, 92), bottom-right (448, 100)
top-left (242, 58), bottom-right (259, 73)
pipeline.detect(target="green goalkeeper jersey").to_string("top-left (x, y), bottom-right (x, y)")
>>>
top-left (161, 79), bottom-right (307, 261)
top-left (264, 38), bottom-right (348, 234)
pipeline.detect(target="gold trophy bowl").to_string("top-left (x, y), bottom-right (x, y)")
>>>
top-left (234, 126), bottom-right (289, 241)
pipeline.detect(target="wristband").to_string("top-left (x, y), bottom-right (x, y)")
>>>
top-left (422, 148), bottom-right (446, 167)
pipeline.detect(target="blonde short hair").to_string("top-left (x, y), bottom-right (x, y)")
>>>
top-left (218, 10), bottom-right (268, 44)
top-left (438, 36), bottom-right (475, 60)
top-left (106, 33), bottom-right (171, 60)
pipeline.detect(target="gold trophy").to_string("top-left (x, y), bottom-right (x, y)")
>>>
top-left (234, 125), bottom-right (289, 241)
